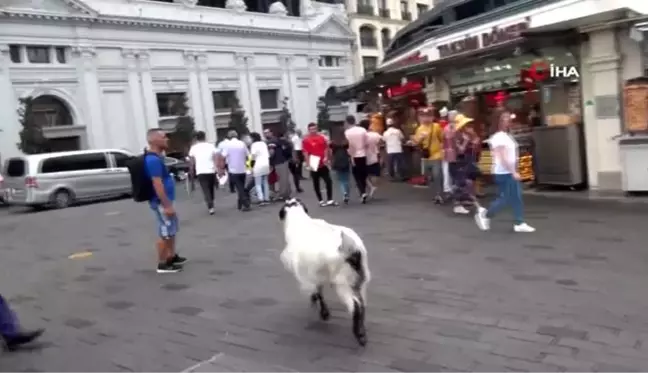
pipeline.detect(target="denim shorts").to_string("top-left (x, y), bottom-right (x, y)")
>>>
top-left (151, 204), bottom-right (179, 239)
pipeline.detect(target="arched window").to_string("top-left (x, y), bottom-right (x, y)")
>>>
top-left (381, 28), bottom-right (391, 48)
top-left (359, 25), bottom-right (377, 48)
top-left (31, 95), bottom-right (74, 127)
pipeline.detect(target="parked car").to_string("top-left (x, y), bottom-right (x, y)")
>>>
top-left (1, 149), bottom-right (135, 209)
top-left (164, 152), bottom-right (191, 181)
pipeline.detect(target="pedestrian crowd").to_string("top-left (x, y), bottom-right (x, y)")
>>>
top-left (0, 101), bottom-right (539, 352)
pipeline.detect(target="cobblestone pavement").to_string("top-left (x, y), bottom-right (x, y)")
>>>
top-left (1, 183), bottom-right (648, 372)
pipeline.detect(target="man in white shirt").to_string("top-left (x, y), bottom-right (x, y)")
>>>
top-left (382, 118), bottom-right (405, 181)
top-left (188, 131), bottom-right (219, 215)
top-left (217, 130), bottom-right (251, 211)
top-left (344, 115), bottom-right (369, 203)
top-left (217, 135), bottom-right (235, 193)
top-left (290, 130), bottom-right (305, 183)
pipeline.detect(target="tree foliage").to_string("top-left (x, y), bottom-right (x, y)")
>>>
top-left (278, 96), bottom-right (296, 136)
top-left (316, 96), bottom-right (331, 133)
top-left (228, 94), bottom-right (249, 136)
top-left (16, 97), bottom-right (49, 154)
top-left (171, 95), bottom-right (195, 154)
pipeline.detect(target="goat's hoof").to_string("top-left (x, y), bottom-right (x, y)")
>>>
top-left (355, 333), bottom-right (367, 346)
top-left (319, 309), bottom-right (330, 321)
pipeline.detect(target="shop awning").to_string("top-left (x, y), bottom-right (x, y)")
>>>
top-left (337, 29), bottom-right (584, 101)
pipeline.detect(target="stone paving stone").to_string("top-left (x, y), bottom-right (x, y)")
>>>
top-left (1, 183), bottom-right (648, 371)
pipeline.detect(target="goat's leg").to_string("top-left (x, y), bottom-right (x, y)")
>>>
top-left (334, 283), bottom-right (367, 346)
top-left (310, 285), bottom-right (330, 321)
top-left (352, 293), bottom-right (367, 346)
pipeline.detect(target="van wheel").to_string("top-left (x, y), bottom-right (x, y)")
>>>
top-left (52, 190), bottom-right (73, 209)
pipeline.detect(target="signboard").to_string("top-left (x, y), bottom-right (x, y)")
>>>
top-left (437, 19), bottom-right (530, 58)
top-left (385, 80), bottom-right (424, 98)
top-left (394, 51), bottom-right (428, 67)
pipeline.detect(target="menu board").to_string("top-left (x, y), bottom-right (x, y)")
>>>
top-left (623, 84), bottom-right (648, 132)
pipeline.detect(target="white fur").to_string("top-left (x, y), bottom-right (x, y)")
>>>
top-left (280, 204), bottom-right (370, 314)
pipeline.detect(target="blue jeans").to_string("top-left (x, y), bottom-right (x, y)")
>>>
top-left (386, 153), bottom-right (404, 179)
top-left (486, 173), bottom-right (524, 224)
top-left (254, 174), bottom-right (270, 202)
top-left (0, 294), bottom-right (19, 337)
top-left (335, 169), bottom-right (350, 196)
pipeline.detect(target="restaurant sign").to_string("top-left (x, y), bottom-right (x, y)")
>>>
top-left (437, 19), bottom-right (529, 58)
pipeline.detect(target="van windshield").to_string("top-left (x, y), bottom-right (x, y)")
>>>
top-left (5, 158), bottom-right (26, 177)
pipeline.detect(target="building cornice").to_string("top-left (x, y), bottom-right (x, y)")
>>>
top-left (0, 8), bottom-right (353, 42)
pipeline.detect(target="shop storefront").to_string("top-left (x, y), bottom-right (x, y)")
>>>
top-left (371, 0), bottom-right (648, 191)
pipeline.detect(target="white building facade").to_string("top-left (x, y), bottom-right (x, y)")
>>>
top-left (342, 0), bottom-right (435, 79)
top-left (380, 0), bottom-right (648, 191)
top-left (0, 0), bottom-right (355, 159)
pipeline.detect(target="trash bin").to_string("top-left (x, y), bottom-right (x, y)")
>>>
top-left (619, 135), bottom-right (648, 192)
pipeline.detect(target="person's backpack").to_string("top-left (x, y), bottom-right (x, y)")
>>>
top-left (126, 150), bottom-right (155, 202)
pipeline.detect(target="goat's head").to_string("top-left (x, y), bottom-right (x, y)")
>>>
top-left (278, 198), bottom-right (309, 221)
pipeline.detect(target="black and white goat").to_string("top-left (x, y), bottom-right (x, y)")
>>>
top-left (278, 198), bottom-right (370, 346)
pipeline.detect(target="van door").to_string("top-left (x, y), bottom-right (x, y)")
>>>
top-left (2, 157), bottom-right (29, 203)
top-left (39, 152), bottom-right (112, 201)
top-left (107, 151), bottom-right (134, 195)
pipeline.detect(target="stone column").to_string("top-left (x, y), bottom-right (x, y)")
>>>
top-left (580, 28), bottom-right (622, 190)
top-left (236, 53), bottom-right (260, 132)
top-left (137, 50), bottom-right (158, 131)
top-left (184, 50), bottom-right (206, 134)
top-left (307, 55), bottom-right (322, 123)
top-left (196, 51), bottom-right (216, 142)
top-left (74, 46), bottom-right (102, 149)
top-left (123, 48), bottom-right (147, 150)
top-left (0, 44), bottom-right (19, 159)
top-left (341, 54), bottom-right (353, 84)
top-left (279, 55), bottom-right (297, 116)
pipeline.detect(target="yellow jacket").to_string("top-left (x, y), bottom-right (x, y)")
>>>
top-left (414, 122), bottom-right (443, 160)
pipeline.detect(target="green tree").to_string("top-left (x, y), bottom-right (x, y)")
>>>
top-left (171, 95), bottom-right (195, 154)
top-left (228, 94), bottom-right (249, 136)
top-left (278, 96), bottom-right (296, 136)
top-left (316, 97), bottom-right (331, 133)
top-left (16, 97), bottom-right (49, 154)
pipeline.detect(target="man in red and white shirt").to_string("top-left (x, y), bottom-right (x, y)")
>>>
top-left (302, 122), bottom-right (336, 206)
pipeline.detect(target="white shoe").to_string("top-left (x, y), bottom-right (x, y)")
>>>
top-left (453, 205), bottom-right (470, 214)
top-left (514, 223), bottom-right (535, 233)
top-left (474, 207), bottom-right (490, 231)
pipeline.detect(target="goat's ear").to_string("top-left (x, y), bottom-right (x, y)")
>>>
top-left (278, 206), bottom-right (286, 221)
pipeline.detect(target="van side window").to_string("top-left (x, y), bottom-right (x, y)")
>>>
top-left (110, 152), bottom-right (132, 168)
top-left (5, 158), bottom-right (26, 177)
top-left (41, 153), bottom-right (108, 173)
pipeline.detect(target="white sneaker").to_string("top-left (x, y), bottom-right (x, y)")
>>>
top-left (514, 223), bottom-right (536, 233)
top-left (474, 207), bottom-right (490, 231)
top-left (453, 205), bottom-right (470, 214)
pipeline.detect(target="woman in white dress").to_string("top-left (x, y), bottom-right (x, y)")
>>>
top-left (249, 132), bottom-right (271, 204)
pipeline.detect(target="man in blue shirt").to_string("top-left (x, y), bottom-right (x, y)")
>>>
top-left (265, 129), bottom-right (293, 200)
top-left (145, 128), bottom-right (187, 273)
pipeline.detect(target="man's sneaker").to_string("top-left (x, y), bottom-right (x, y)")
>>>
top-left (208, 208), bottom-right (215, 215)
top-left (474, 207), bottom-right (490, 231)
top-left (343, 194), bottom-right (349, 204)
top-left (319, 200), bottom-right (326, 207)
top-left (157, 262), bottom-right (182, 273)
top-left (325, 200), bottom-right (337, 206)
top-left (453, 205), bottom-right (470, 214)
top-left (171, 254), bottom-right (188, 265)
top-left (2, 329), bottom-right (44, 351)
top-left (514, 223), bottom-right (536, 233)
top-left (361, 194), bottom-right (367, 204)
